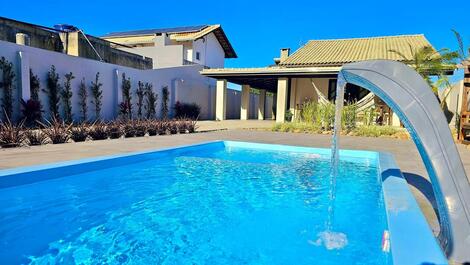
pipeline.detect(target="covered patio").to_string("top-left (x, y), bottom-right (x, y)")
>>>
top-left (201, 66), bottom-right (339, 122)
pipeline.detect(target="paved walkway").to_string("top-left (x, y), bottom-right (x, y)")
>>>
top-left (1, 129), bottom-right (469, 237)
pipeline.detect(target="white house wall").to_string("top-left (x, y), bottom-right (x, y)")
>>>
top-left (192, 33), bottom-right (225, 68)
top-left (0, 40), bottom-right (215, 122)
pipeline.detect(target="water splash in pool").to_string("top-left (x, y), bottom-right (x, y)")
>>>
top-left (315, 72), bottom-right (348, 250)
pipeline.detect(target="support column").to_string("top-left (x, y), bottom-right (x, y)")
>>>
top-left (240, 84), bottom-right (250, 120)
top-left (276, 78), bottom-right (288, 123)
top-left (258, 89), bottom-right (266, 120)
top-left (391, 111), bottom-right (401, 127)
top-left (216, 79), bottom-right (227, 121)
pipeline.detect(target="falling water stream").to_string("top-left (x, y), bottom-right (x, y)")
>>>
top-left (314, 73), bottom-right (348, 250)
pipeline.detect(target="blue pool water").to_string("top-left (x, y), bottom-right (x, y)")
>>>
top-left (0, 142), bottom-right (389, 264)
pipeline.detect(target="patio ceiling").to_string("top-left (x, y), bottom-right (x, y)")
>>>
top-left (201, 66), bottom-right (340, 92)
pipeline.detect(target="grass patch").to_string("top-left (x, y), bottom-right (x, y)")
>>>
top-left (272, 123), bottom-right (408, 139)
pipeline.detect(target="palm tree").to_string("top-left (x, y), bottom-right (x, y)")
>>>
top-left (389, 44), bottom-right (458, 94)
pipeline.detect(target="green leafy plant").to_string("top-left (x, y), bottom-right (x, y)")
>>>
top-left (61, 72), bottom-right (75, 123)
top-left (45, 65), bottom-right (61, 119)
top-left (144, 83), bottom-right (157, 119)
top-left (161, 86), bottom-right (169, 120)
top-left (90, 72), bottom-right (103, 121)
top-left (136, 81), bottom-right (145, 119)
top-left (78, 78), bottom-right (88, 122)
top-left (0, 116), bottom-right (25, 148)
top-left (342, 103), bottom-right (357, 131)
top-left (39, 117), bottom-right (71, 144)
top-left (25, 129), bottom-right (49, 146)
top-left (88, 122), bottom-right (108, 140)
top-left (70, 123), bottom-right (89, 142)
top-left (0, 57), bottom-right (15, 120)
top-left (121, 73), bottom-right (132, 120)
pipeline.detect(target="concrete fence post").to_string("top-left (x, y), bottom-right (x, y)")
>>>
top-left (17, 51), bottom-right (30, 121)
top-left (114, 69), bottom-right (121, 118)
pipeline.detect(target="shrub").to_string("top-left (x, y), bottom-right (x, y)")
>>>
top-left (186, 119), bottom-right (198, 133)
top-left (352, 125), bottom-right (399, 137)
top-left (90, 72), bottom-right (103, 121)
top-left (146, 120), bottom-right (157, 136)
top-left (78, 78), bottom-right (88, 122)
top-left (108, 121), bottom-right (123, 139)
top-left (136, 81), bottom-right (145, 119)
top-left (174, 101), bottom-right (200, 119)
top-left (134, 120), bottom-right (147, 137)
top-left (123, 122), bottom-right (135, 138)
top-left (61, 72), bottom-right (75, 123)
top-left (39, 117), bottom-right (71, 144)
top-left (0, 57), bottom-right (15, 120)
top-left (20, 99), bottom-right (43, 127)
top-left (70, 123), bottom-right (89, 142)
top-left (168, 120), bottom-right (178, 134)
top-left (161, 86), bottom-right (169, 119)
top-left (144, 83), bottom-right (157, 119)
top-left (45, 65), bottom-right (61, 119)
top-left (121, 73), bottom-right (132, 120)
top-left (88, 122), bottom-right (108, 140)
top-left (342, 103), bottom-right (357, 131)
top-left (155, 120), bottom-right (167, 135)
top-left (300, 101), bottom-right (318, 124)
top-left (0, 117), bottom-right (25, 148)
top-left (25, 129), bottom-right (49, 146)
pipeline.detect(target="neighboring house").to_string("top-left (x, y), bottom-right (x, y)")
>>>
top-left (201, 34), bottom-right (439, 124)
top-left (101, 25), bottom-right (237, 69)
top-left (0, 16), bottom-right (152, 70)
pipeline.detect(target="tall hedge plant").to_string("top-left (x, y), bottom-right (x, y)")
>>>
top-left (0, 57), bottom-right (15, 120)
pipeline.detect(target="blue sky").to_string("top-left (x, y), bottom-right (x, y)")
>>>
top-left (2, 0), bottom-right (469, 79)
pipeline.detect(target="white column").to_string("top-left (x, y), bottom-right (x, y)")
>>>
top-left (276, 78), bottom-right (288, 123)
top-left (240, 84), bottom-right (250, 120)
top-left (392, 111), bottom-right (401, 127)
top-left (216, 79), bottom-right (227, 121)
top-left (258, 89), bottom-right (266, 120)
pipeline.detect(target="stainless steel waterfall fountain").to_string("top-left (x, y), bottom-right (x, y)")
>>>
top-left (334, 59), bottom-right (470, 263)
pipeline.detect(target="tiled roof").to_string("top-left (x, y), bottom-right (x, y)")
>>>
top-left (101, 25), bottom-right (208, 38)
top-left (280, 34), bottom-right (433, 67)
top-left (102, 24), bottom-right (236, 58)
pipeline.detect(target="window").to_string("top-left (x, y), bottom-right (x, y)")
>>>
top-left (196, 52), bottom-right (200, 61)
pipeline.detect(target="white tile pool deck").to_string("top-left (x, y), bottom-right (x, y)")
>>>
top-left (1, 124), bottom-right (469, 242)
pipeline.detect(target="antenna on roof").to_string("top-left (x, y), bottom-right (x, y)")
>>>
top-left (54, 24), bottom-right (104, 62)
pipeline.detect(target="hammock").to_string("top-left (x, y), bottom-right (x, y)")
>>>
top-left (310, 78), bottom-right (375, 112)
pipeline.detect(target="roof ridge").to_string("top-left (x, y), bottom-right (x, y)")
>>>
top-left (307, 34), bottom-right (425, 43)
top-left (102, 24), bottom-right (211, 37)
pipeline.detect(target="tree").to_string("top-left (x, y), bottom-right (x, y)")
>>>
top-left (0, 57), bottom-right (15, 120)
top-left (78, 78), bottom-right (88, 122)
top-left (121, 73), bottom-right (132, 120)
top-left (136, 81), bottom-right (145, 119)
top-left (90, 72), bottom-right (103, 121)
top-left (44, 65), bottom-right (61, 119)
top-left (389, 44), bottom-right (458, 94)
top-left (144, 82), bottom-right (157, 119)
top-left (161, 86), bottom-right (169, 119)
top-left (61, 72), bottom-right (75, 123)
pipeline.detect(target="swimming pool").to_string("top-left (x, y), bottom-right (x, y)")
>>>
top-left (0, 141), bottom-right (446, 264)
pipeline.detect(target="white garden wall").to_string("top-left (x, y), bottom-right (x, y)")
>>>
top-left (0, 40), bottom-right (216, 122)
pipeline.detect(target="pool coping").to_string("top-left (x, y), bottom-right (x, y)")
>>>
top-left (0, 140), bottom-right (447, 264)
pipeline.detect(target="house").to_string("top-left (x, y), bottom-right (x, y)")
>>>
top-left (101, 25), bottom-right (237, 69)
top-left (201, 34), bottom-right (438, 124)
top-left (0, 16), bottom-right (153, 70)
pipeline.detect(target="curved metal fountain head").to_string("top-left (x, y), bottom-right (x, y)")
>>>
top-left (339, 59), bottom-right (470, 263)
